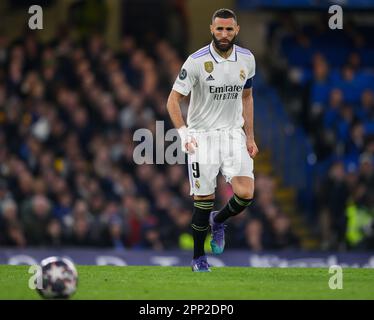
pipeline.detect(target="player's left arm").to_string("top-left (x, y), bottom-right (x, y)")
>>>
top-left (242, 88), bottom-right (259, 158)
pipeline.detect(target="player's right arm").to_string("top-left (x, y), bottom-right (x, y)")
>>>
top-left (167, 57), bottom-right (199, 153)
top-left (166, 89), bottom-right (186, 130)
top-left (167, 89), bottom-right (197, 154)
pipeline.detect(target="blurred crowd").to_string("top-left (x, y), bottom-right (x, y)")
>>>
top-left (267, 15), bottom-right (374, 250)
top-left (0, 29), bottom-right (299, 251)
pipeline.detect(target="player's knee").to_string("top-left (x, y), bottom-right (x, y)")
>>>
top-left (236, 189), bottom-right (253, 200)
top-left (194, 194), bottom-right (215, 201)
top-left (232, 177), bottom-right (254, 200)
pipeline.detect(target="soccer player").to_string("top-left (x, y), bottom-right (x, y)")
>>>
top-left (166, 8), bottom-right (258, 272)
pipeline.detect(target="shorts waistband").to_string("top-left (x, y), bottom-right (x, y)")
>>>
top-left (189, 127), bottom-right (244, 134)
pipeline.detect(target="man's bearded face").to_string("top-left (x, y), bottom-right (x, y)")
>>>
top-left (212, 33), bottom-right (236, 52)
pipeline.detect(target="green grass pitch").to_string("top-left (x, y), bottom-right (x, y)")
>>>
top-left (0, 265), bottom-right (373, 299)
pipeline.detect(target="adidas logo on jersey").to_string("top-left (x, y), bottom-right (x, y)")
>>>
top-left (206, 75), bottom-right (215, 81)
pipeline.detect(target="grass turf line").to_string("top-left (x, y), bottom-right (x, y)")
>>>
top-left (0, 265), bottom-right (373, 300)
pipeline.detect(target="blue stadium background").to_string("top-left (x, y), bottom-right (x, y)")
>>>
top-left (0, 0), bottom-right (373, 266)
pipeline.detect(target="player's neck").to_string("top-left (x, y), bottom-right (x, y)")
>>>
top-left (212, 43), bottom-right (233, 59)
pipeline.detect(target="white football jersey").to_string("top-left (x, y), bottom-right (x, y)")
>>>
top-left (173, 42), bottom-right (255, 131)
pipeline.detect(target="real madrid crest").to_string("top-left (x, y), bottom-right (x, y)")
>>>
top-left (195, 180), bottom-right (200, 189)
top-left (204, 61), bottom-right (214, 73)
top-left (240, 69), bottom-right (246, 81)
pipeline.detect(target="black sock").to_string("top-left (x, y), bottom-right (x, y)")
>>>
top-left (214, 194), bottom-right (252, 223)
top-left (191, 200), bottom-right (214, 259)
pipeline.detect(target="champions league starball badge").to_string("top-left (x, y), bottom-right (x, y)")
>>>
top-left (179, 68), bottom-right (187, 80)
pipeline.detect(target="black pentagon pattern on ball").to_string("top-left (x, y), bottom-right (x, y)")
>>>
top-left (36, 256), bottom-right (78, 299)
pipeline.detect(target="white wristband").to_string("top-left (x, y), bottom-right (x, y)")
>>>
top-left (177, 125), bottom-right (188, 142)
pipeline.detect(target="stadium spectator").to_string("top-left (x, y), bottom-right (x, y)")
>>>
top-left (270, 213), bottom-right (300, 250)
top-left (45, 218), bottom-right (64, 247)
top-left (318, 162), bottom-right (349, 250)
top-left (0, 199), bottom-right (26, 247)
top-left (245, 219), bottom-right (264, 252)
top-left (21, 195), bottom-right (53, 246)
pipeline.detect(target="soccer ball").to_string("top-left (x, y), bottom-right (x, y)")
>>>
top-left (36, 256), bottom-right (78, 299)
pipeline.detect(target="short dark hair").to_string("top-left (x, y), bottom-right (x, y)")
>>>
top-left (212, 8), bottom-right (237, 23)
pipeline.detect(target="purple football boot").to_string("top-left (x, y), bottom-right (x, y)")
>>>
top-left (209, 211), bottom-right (225, 255)
top-left (191, 255), bottom-right (211, 272)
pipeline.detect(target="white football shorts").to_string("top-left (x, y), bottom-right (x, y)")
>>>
top-left (187, 128), bottom-right (254, 196)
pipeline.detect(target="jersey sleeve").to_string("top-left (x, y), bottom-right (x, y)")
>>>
top-left (247, 54), bottom-right (256, 80)
top-left (172, 56), bottom-right (199, 96)
top-left (244, 54), bottom-right (256, 89)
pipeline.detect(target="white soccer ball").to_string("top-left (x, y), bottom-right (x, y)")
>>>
top-left (36, 256), bottom-right (78, 299)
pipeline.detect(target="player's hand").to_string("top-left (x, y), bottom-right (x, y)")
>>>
top-left (185, 136), bottom-right (198, 154)
top-left (246, 138), bottom-right (258, 158)
top-left (177, 125), bottom-right (198, 154)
